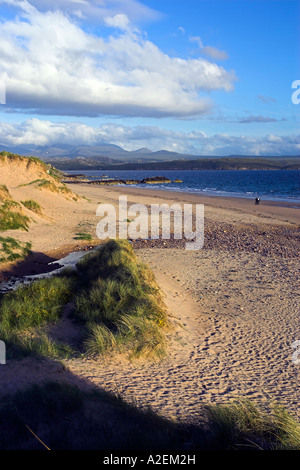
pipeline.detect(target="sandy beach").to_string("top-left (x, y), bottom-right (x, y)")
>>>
top-left (1, 176), bottom-right (299, 423)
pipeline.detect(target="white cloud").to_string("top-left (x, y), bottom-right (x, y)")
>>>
top-left (0, 1), bottom-right (236, 118)
top-left (0, 119), bottom-right (299, 156)
top-left (104, 13), bottom-right (131, 31)
top-left (190, 36), bottom-right (228, 61)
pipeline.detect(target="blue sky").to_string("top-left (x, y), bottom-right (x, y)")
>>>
top-left (0, 0), bottom-right (299, 155)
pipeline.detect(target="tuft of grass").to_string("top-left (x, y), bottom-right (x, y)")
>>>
top-left (0, 274), bottom-right (76, 358)
top-left (74, 232), bottom-right (93, 241)
top-left (18, 178), bottom-right (48, 188)
top-left (18, 178), bottom-right (77, 199)
top-left (0, 236), bottom-right (31, 263)
top-left (37, 180), bottom-right (59, 192)
top-left (75, 239), bottom-right (168, 359)
top-left (0, 275), bottom-right (74, 330)
top-left (0, 183), bottom-right (29, 231)
top-left (204, 399), bottom-right (300, 450)
top-left (0, 202), bottom-right (30, 231)
top-left (21, 199), bottom-right (42, 214)
top-left (0, 184), bottom-right (11, 202)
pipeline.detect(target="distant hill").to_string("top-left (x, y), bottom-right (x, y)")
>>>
top-left (0, 144), bottom-right (191, 162)
top-left (45, 156), bottom-right (300, 171)
top-left (0, 144), bottom-right (299, 170)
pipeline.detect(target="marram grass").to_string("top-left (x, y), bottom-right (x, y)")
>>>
top-left (75, 239), bottom-right (168, 359)
top-left (21, 199), bottom-right (42, 214)
top-left (204, 398), bottom-right (300, 450)
top-left (0, 236), bottom-right (31, 263)
top-left (0, 274), bottom-right (75, 358)
top-left (0, 240), bottom-right (168, 361)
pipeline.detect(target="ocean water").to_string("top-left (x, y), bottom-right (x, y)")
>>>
top-left (66, 169), bottom-right (300, 203)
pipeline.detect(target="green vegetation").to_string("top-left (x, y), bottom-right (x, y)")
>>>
top-left (0, 187), bottom-right (32, 261)
top-left (0, 274), bottom-right (76, 358)
top-left (0, 236), bottom-right (31, 263)
top-left (204, 399), bottom-right (300, 450)
top-left (21, 199), bottom-right (42, 214)
top-left (74, 232), bottom-right (93, 240)
top-left (0, 203), bottom-right (30, 231)
top-left (75, 240), bottom-right (168, 359)
top-left (1, 150), bottom-right (49, 171)
top-left (0, 383), bottom-right (298, 450)
top-left (0, 151), bottom-right (64, 182)
top-left (0, 184), bottom-right (11, 202)
top-left (0, 184), bottom-right (30, 231)
top-left (0, 240), bottom-right (168, 360)
top-left (19, 178), bottom-right (78, 199)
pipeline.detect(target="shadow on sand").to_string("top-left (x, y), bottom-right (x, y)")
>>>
top-left (0, 355), bottom-right (207, 451)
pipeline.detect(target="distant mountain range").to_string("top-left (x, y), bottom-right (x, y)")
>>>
top-left (0, 143), bottom-right (192, 162)
top-left (0, 143), bottom-right (299, 170)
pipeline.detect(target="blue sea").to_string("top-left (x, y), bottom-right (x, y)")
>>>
top-left (66, 170), bottom-right (300, 203)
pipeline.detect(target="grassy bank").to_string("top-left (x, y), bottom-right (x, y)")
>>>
top-left (0, 274), bottom-right (76, 358)
top-left (0, 240), bottom-right (168, 360)
top-left (0, 236), bottom-right (32, 263)
top-left (75, 239), bottom-right (168, 360)
top-left (0, 185), bottom-right (30, 232)
top-left (0, 381), bottom-right (298, 450)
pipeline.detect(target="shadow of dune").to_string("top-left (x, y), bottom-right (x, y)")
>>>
top-left (0, 251), bottom-right (61, 279)
top-left (0, 355), bottom-right (206, 451)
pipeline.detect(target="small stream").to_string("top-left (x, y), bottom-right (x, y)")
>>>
top-left (0, 249), bottom-right (95, 294)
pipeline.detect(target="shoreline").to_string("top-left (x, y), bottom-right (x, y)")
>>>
top-left (63, 168), bottom-right (300, 206)
top-left (1, 181), bottom-right (298, 279)
top-left (81, 183), bottom-right (300, 225)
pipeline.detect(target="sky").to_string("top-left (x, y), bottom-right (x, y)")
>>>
top-left (0, 0), bottom-right (299, 156)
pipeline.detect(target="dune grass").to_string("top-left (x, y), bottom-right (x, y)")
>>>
top-left (74, 232), bottom-right (93, 241)
top-left (0, 202), bottom-right (30, 231)
top-left (204, 399), bottom-right (300, 450)
top-left (75, 239), bottom-right (168, 360)
top-left (0, 185), bottom-right (30, 231)
top-left (0, 274), bottom-right (76, 358)
top-left (19, 178), bottom-right (51, 188)
top-left (21, 199), bottom-right (42, 214)
top-left (0, 184), bottom-right (11, 202)
top-left (0, 240), bottom-right (168, 360)
top-left (0, 236), bottom-right (31, 263)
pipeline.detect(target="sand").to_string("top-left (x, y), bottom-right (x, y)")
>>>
top-left (0, 180), bottom-right (299, 421)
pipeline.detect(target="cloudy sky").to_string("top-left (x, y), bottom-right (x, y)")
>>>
top-left (0, 0), bottom-right (299, 155)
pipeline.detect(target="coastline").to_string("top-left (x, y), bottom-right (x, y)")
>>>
top-left (76, 183), bottom-right (300, 225)
top-left (1, 182), bottom-right (298, 276)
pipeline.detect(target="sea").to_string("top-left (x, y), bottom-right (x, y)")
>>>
top-left (65, 169), bottom-right (300, 204)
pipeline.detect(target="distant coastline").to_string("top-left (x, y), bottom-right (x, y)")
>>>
top-left (46, 156), bottom-right (300, 171)
top-left (64, 169), bottom-right (300, 203)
